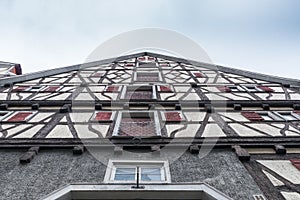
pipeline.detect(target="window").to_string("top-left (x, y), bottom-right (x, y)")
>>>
top-left (216, 86), bottom-right (231, 92)
top-left (112, 111), bottom-right (161, 137)
top-left (91, 111), bottom-right (115, 122)
top-left (104, 85), bottom-right (120, 93)
top-left (162, 111), bottom-right (186, 122)
top-left (0, 111), bottom-right (12, 121)
top-left (243, 85), bottom-right (260, 92)
top-left (121, 85), bottom-right (157, 100)
top-left (104, 160), bottom-right (171, 183)
top-left (228, 86), bottom-right (244, 92)
top-left (192, 72), bottom-right (204, 78)
top-left (3, 111), bottom-right (37, 122)
top-left (241, 111), bottom-right (278, 121)
top-left (135, 72), bottom-right (160, 82)
top-left (42, 86), bottom-right (62, 92)
top-left (274, 112), bottom-right (300, 121)
top-left (28, 85), bottom-right (45, 92)
top-left (157, 85), bottom-right (173, 93)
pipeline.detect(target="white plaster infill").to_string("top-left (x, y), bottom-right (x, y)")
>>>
top-left (42, 183), bottom-right (233, 200)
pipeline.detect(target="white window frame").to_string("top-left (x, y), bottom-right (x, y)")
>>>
top-left (0, 111), bottom-right (13, 121)
top-left (112, 111), bottom-right (161, 137)
top-left (253, 111), bottom-right (282, 121)
top-left (104, 160), bottom-right (171, 184)
top-left (274, 111), bottom-right (300, 121)
top-left (242, 85), bottom-right (262, 92)
top-left (227, 85), bottom-right (244, 92)
top-left (27, 85), bottom-right (46, 92)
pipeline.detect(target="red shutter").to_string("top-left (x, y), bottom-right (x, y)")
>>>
top-left (257, 86), bottom-right (274, 92)
top-left (165, 112), bottom-right (182, 122)
top-left (241, 111), bottom-right (264, 121)
top-left (138, 57), bottom-right (146, 61)
top-left (148, 56), bottom-right (155, 61)
top-left (160, 63), bottom-right (169, 67)
top-left (217, 86), bottom-right (231, 92)
top-left (125, 63), bottom-right (134, 67)
top-left (43, 86), bottom-right (60, 92)
top-left (159, 86), bottom-right (172, 92)
top-left (193, 72), bottom-right (204, 78)
top-left (105, 86), bottom-right (119, 92)
top-left (12, 86), bottom-right (28, 92)
top-left (94, 112), bottom-right (112, 121)
top-left (6, 112), bottom-right (33, 122)
top-left (290, 159), bottom-right (300, 170)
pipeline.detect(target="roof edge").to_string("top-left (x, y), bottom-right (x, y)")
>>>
top-left (0, 51), bottom-right (299, 86)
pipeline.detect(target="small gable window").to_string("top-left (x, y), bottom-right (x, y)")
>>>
top-left (157, 85), bottom-right (173, 93)
top-left (241, 111), bottom-right (276, 121)
top-left (256, 86), bottom-right (274, 92)
top-left (192, 72), bottom-right (204, 78)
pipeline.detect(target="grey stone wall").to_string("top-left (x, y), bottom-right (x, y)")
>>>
top-left (0, 149), bottom-right (262, 200)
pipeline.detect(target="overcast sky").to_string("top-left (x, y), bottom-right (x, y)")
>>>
top-left (0, 0), bottom-right (299, 79)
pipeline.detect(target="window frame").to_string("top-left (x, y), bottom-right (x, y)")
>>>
top-left (112, 111), bottom-right (161, 137)
top-left (274, 111), bottom-right (300, 121)
top-left (133, 71), bottom-right (162, 83)
top-left (104, 160), bottom-right (171, 184)
top-left (120, 85), bottom-right (157, 100)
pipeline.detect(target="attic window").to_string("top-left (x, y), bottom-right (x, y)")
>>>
top-left (4, 111), bottom-right (36, 122)
top-left (158, 85), bottom-right (173, 93)
top-left (136, 72), bottom-right (160, 82)
top-left (112, 111), bottom-right (160, 137)
top-left (216, 86), bottom-right (231, 92)
top-left (122, 86), bottom-right (156, 100)
top-left (92, 111), bottom-right (115, 122)
top-left (193, 72), bottom-right (204, 78)
top-left (275, 112), bottom-right (299, 121)
top-left (28, 86), bottom-right (45, 92)
top-left (257, 86), bottom-right (274, 92)
top-left (43, 86), bottom-right (62, 92)
top-left (104, 86), bottom-right (120, 93)
top-left (125, 63), bottom-right (135, 67)
top-left (243, 85), bottom-right (260, 92)
top-left (162, 111), bottom-right (185, 122)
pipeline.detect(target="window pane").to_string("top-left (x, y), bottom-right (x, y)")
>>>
top-left (261, 114), bottom-right (273, 121)
top-left (141, 168), bottom-right (162, 181)
top-left (281, 114), bottom-right (297, 121)
top-left (114, 168), bottom-right (135, 181)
